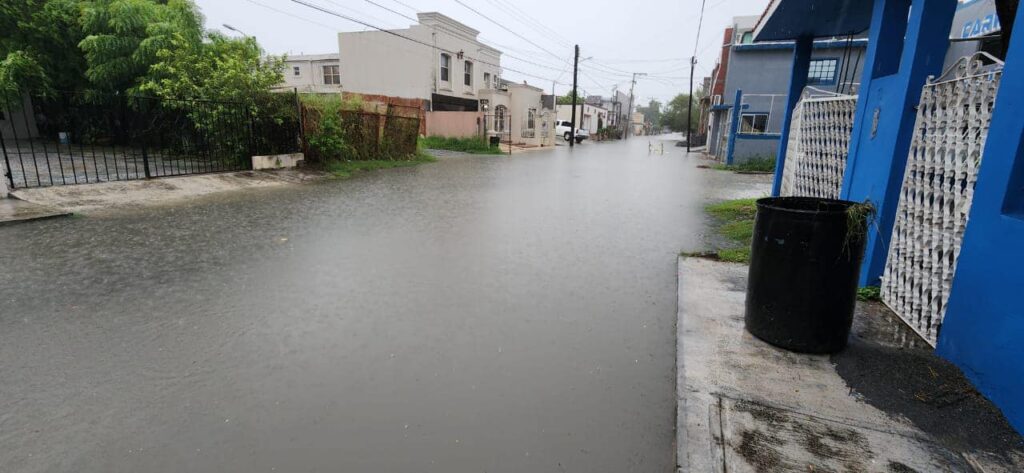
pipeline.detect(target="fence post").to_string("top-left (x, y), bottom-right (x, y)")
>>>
top-left (294, 88), bottom-right (304, 152)
top-left (725, 89), bottom-right (743, 165)
top-left (248, 104), bottom-right (257, 163)
top-left (139, 98), bottom-right (152, 179)
top-left (0, 126), bottom-right (12, 196)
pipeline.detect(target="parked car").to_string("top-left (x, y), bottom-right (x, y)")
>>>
top-left (555, 120), bottom-right (589, 143)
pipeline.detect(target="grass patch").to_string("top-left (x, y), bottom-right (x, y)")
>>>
top-left (710, 157), bottom-right (777, 173)
top-left (857, 286), bottom-right (882, 302)
top-left (702, 198), bottom-right (759, 264)
top-left (326, 153), bottom-right (437, 179)
top-left (419, 135), bottom-right (505, 155)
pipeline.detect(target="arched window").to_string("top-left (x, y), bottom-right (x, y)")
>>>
top-left (440, 53), bottom-right (451, 82)
top-left (495, 105), bottom-right (507, 132)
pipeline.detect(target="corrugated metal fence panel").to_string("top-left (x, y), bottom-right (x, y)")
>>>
top-left (881, 63), bottom-right (1002, 346)
top-left (781, 94), bottom-right (858, 199)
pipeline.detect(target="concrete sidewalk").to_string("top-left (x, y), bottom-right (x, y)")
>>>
top-left (8, 170), bottom-right (326, 216)
top-left (676, 257), bottom-right (1024, 472)
top-left (0, 197), bottom-right (70, 226)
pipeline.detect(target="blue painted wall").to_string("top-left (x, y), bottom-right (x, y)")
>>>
top-left (840, 0), bottom-right (958, 286)
top-left (938, 5), bottom-right (1024, 435)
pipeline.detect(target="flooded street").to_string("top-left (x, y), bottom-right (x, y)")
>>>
top-left (1, 137), bottom-right (766, 472)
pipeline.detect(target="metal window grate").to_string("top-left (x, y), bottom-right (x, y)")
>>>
top-left (881, 55), bottom-right (1002, 346)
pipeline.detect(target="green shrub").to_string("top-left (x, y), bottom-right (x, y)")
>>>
top-left (419, 135), bottom-right (505, 155)
top-left (711, 157), bottom-right (777, 173)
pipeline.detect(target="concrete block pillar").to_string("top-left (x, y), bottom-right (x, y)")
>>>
top-left (771, 36), bottom-right (814, 197)
top-left (839, 0), bottom-right (958, 286)
top-left (937, 4), bottom-right (1024, 434)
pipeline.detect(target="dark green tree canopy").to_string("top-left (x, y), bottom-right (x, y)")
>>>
top-left (0, 0), bottom-right (283, 105)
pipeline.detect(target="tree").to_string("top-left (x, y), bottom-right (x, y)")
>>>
top-left (636, 99), bottom-right (662, 129)
top-left (0, 0), bottom-right (85, 101)
top-left (661, 93), bottom-right (701, 133)
top-left (556, 90), bottom-right (587, 105)
top-left (79, 0), bottom-right (204, 94)
top-left (140, 32), bottom-right (284, 106)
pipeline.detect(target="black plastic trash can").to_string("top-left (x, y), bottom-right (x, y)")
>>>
top-left (489, 136), bottom-right (501, 148)
top-left (744, 197), bottom-right (870, 354)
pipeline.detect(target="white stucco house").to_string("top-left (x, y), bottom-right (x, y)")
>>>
top-left (279, 54), bottom-right (342, 93)
top-left (338, 12), bottom-right (502, 111)
top-left (479, 80), bottom-right (554, 147)
top-left (557, 103), bottom-right (609, 133)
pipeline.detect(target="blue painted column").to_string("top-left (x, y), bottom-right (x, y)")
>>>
top-left (771, 36), bottom-right (813, 196)
top-left (938, 4), bottom-right (1024, 435)
top-left (839, 0), bottom-right (957, 286)
top-left (725, 89), bottom-right (743, 165)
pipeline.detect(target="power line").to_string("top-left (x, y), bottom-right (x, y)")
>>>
top-left (245, 0), bottom-right (351, 32)
top-left (354, 0), bottom-right (571, 74)
top-left (692, 0), bottom-right (709, 57)
top-left (483, 0), bottom-right (573, 48)
top-left (451, 0), bottom-right (566, 63)
top-left (288, 0), bottom-right (559, 84)
top-left (387, 0), bottom-right (418, 13)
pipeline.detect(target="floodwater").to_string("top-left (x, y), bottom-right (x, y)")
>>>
top-left (0, 136), bottom-right (766, 472)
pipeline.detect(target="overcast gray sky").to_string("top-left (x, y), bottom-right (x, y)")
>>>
top-left (193, 0), bottom-right (771, 104)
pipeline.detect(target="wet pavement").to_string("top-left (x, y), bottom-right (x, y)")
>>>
top-left (0, 136), bottom-right (768, 473)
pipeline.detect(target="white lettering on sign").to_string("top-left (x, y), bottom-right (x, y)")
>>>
top-left (961, 13), bottom-right (1002, 38)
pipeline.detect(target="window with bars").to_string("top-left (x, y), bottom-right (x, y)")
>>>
top-left (440, 53), bottom-right (451, 83)
top-left (808, 58), bottom-right (839, 85)
top-left (741, 113), bottom-right (769, 134)
top-left (322, 65), bottom-right (340, 85)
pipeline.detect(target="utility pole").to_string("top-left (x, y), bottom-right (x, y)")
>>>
top-left (687, 56), bottom-right (696, 152)
top-left (625, 72), bottom-right (645, 139)
top-left (570, 45), bottom-right (580, 148)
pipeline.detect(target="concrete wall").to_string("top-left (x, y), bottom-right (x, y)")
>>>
top-left (733, 138), bottom-right (779, 162)
top-left (556, 104), bottom-right (608, 132)
top-left (1, 94), bottom-right (39, 140)
top-left (938, 3), bottom-right (1024, 435)
top-left (338, 12), bottom-right (501, 108)
top-left (425, 111), bottom-right (482, 138)
top-left (508, 84), bottom-right (552, 147)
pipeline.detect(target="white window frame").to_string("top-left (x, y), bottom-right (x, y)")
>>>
top-left (440, 53), bottom-right (451, 83)
top-left (483, 72), bottom-right (491, 89)
top-left (495, 105), bottom-right (507, 132)
top-left (740, 112), bottom-right (770, 134)
top-left (293, 66), bottom-right (301, 76)
top-left (322, 65), bottom-right (340, 85)
top-left (464, 61), bottom-right (473, 87)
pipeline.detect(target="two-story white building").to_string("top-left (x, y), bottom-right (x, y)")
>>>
top-left (337, 12), bottom-right (502, 111)
top-left (279, 54), bottom-right (342, 93)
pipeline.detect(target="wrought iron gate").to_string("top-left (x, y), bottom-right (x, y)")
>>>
top-left (1, 91), bottom-right (299, 189)
top-left (881, 53), bottom-right (1003, 346)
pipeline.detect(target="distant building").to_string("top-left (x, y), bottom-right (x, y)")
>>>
top-left (337, 12), bottom-right (501, 111)
top-left (631, 112), bottom-right (645, 136)
top-left (279, 53), bottom-right (342, 93)
top-left (703, 15), bottom-right (869, 162)
top-left (556, 103), bottom-right (608, 134)
top-left (479, 79), bottom-right (555, 147)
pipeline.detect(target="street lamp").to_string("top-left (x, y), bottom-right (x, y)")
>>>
top-left (222, 24), bottom-right (250, 38)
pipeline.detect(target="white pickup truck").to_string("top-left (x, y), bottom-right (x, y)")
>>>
top-left (555, 120), bottom-right (589, 144)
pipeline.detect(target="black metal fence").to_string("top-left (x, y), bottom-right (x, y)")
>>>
top-left (1, 91), bottom-right (300, 189)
